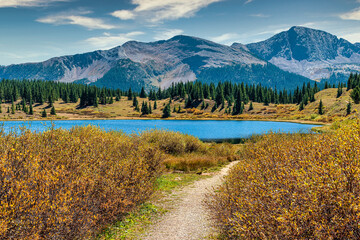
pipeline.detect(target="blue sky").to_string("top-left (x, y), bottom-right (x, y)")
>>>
top-left (1, 0), bottom-right (360, 65)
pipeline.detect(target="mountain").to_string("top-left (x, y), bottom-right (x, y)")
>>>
top-left (242, 26), bottom-right (360, 83)
top-left (356, 43), bottom-right (360, 48)
top-left (0, 35), bottom-right (312, 91)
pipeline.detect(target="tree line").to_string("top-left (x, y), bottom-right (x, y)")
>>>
top-left (0, 74), bottom-right (358, 117)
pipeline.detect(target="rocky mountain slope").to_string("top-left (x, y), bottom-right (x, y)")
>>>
top-left (0, 35), bottom-right (311, 91)
top-left (243, 26), bottom-right (360, 83)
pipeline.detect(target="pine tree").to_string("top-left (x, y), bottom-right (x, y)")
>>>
top-left (337, 85), bottom-right (343, 98)
top-left (7, 107), bottom-right (9, 113)
top-left (347, 102), bottom-right (352, 115)
top-left (201, 101), bottom-right (205, 110)
top-left (133, 95), bottom-right (138, 108)
top-left (148, 102), bottom-right (152, 114)
top-left (50, 106), bottom-right (56, 115)
top-left (11, 102), bottom-right (15, 114)
top-left (299, 101), bottom-right (304, 111)
top-left (41, 109), bottom-right (47, 118)
top-left (324, 82), bottom-right (329, 89)
top-left (29, 103), bottom-right (33, 115)
top-left (318, 100), bottom-right (324, 115)
top-left (248, 101), bottom-right (254, 111)
top-left (141, 101), bottom-right (149, 115)
top-left (351, 87), bottom-right (360, 104)
top-left (128, 88), bottom-right (133, 100)
top-left (154, 101), bottom-right (157, 110)
top-left (140, 87), bottom-right (147, 98)
top-left (162, 104), bottom-right (171, 118)
top-left (0, 104), bottom-right (2, 113)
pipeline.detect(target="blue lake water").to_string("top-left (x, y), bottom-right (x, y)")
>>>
top-left (0, 120), bottom-right (319, 142)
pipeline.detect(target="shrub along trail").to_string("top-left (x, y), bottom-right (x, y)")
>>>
top-left (141, 161), bottom-right (239, 240)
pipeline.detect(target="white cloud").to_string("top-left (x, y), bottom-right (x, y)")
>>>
top-left (85, 32), bottom-right (144, 49)
top-left (37, 11), bottom-right (116, 30)
top-left (340, 8), bottom-right (360, 21)
top-left (111, 10), bottom-right (136, 20)
top-left (244, 0), bottom-right (254, 4)
top-left (154, 29), bottom-right (184, 40)
top-left (250, 13), bottom-right (270, 18)
top-left (210, 33), bottom-right (239, 43)
top-left (111, 0), bottom-right (225, 23)
top-left (341, 32), bottom-right (360, 43)
top-left (0, 0), bottom-right (68, 8)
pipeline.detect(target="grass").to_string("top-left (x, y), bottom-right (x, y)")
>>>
top-left (156, 172), bottom-right (209, 193)
top-left (95, 203), bottom-right (165, 240)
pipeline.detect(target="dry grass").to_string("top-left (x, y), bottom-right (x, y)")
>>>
top-left (139, 130), bottom-right (240, 172)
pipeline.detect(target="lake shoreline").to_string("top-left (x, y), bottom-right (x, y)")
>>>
top-left (0, 116), bottom-right (327, 126)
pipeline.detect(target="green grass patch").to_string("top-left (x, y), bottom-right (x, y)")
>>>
top-left (156, 173), bottom-right (208, 192)
top-left (95, 203), bottom-right (165, 240)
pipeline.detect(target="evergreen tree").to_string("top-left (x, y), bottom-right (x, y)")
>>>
top-left (318, 100), bottom-right (324, 115)
top-left (337, 85), bottom-right (343, 98)
top-left (148, 102), bottom-right (152, 114)
top-left (7, 107), bottom-right (9, 113)
top-left (0, 104), bottom-right (2, 114)
top-left (140, 87), bottom-right (147, 98)
top-left (154, 101), bottom-right (157, 110)
top-left (50, 106), bottom-right (56, 115)
top-left (94, 95), bottom-right (99, 107)
top-left (141, 101), bottom-right (149, 115)
top-left (29, 103), bottom-right (33, 115)
top-left (248, 101), bottom-right (254, 111)
top-left (351, 87), bottom-right (360, 104)
top-left (324, 82), bottom-right (329, 89)
top-left (128, 88), bottom-right (133, 100)
top-left (162, 104), bottom-right (171, 118)
top-left (299, 101), bottom-right (304, 111)
top-left (347, 102), bottom-right (352, 115)
top-left (41, 109), bottom-right (47, 118)
top-left (11, 102), bottom-right (15, 114)
top-left (201, 101), bottom-right (205, 110)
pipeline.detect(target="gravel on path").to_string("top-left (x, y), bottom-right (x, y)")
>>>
top-left (141, 161), bottom-right (239, 240)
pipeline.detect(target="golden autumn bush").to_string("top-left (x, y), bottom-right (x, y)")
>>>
top-left (0, 126), bottom-right (163, 239)
top-left (208, 121), bottom-right (360, 239)
top-left (139, 129), bottom-right (206, 155)
top-left (139, 130), bottom-right (239, 171)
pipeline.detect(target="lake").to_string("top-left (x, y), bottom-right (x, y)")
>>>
top-left (0, 120), bottom-right (319, 142)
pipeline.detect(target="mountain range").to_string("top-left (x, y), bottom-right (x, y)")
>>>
top-left (244, 26), bottom-right (360, 82)
top-left (0, 26), bottom-right (359, 91)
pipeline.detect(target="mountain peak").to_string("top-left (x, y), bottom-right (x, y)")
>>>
top-left (245, 26), bottom-right (360, 81)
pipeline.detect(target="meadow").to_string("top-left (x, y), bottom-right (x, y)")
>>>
top-left (0, 126), bottom-right (238, 239)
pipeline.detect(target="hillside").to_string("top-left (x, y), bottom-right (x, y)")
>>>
top-left (244, 26), bottom-right (360, 83)
top-left (0, 86), bottom-right (355, 124)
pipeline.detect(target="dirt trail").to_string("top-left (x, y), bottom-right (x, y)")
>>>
top-left (141, 161), bottom-right (239, 240)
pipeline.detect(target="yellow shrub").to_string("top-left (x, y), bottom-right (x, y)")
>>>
top-left (0, 126), bottom-right (163, 239)
top-left (208, 122), bottom-right (360, 239)
top-left (139, 129), bottom-right (206, 155)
